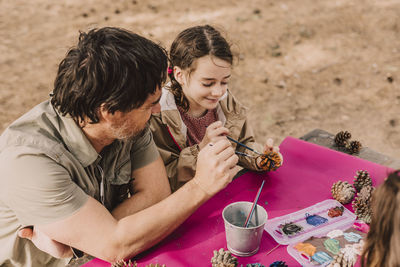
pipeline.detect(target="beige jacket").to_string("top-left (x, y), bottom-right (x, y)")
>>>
top-left (150, 88), bottom-right (264, 192)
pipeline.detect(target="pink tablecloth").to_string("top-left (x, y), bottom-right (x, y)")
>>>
top-left (83, 136), bottom-right (391, 267)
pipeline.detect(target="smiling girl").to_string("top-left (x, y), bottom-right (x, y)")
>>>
top-left (150, 25), bottom-right (280, 191)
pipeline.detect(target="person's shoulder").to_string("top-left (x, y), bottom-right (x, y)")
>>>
top-left (0, 100), bottom-right (67, 163)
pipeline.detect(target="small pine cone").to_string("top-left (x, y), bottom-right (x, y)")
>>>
top-left (358, 185), bottom-right (375, 203)
top-left (211, 248), bottom-right (238, 267)
top-left (331, 181), bottom-right (356, 204)
top-left (259, 151), bottom-right (282, 171)
top-left (269, 261), bottom-right (288, 267)
top-left (357, 212), bottom-right (372, 224)
top-left (347, 140), bottom-right (362, 154)
top-left (334, 131), bottom-right (352, 147)
top-left (327, 252), bottom-right (344, 267)
top-left (353, 170), bottom-right (372, 192)
top-left (352, 197), bottom-right (372, 224)
top-left (327, 248), bottom-right (357, 267)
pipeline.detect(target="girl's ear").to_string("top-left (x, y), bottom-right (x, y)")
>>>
top-left (173, 66), bottom-right (185, 86)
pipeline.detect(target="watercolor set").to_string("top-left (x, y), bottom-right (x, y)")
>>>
top-left (264, 199), bottom-right (363, 266)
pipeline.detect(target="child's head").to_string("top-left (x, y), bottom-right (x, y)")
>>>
top-left (168, 25), bottom-right (233, 114)
top-left (361, 170), bottom-right (400, 267)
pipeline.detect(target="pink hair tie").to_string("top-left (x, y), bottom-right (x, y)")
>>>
top-left (167, 67), bottom-right (173, 74)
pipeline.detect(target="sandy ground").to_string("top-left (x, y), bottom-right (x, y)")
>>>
top-left (1, 0), bottom-right (400, 159)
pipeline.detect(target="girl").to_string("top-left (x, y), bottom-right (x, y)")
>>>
top-left (150, 25), bottom-right (281, 192)
top-left (361, 170), bottom-right (400, 267)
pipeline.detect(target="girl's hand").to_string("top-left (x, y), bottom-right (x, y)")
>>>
top-left (263, 138), bottom-right (280, 154)
top-left (199, 121), bottom-right (230, 150)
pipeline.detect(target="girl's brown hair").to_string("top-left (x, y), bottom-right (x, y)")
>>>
top-left (361, 170), bottom-right (400, 267)
top-left (168, 25), bottom-right (233, 111)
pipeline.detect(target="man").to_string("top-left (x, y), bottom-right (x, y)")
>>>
top-left (0, 27), bottom-right (239, 266)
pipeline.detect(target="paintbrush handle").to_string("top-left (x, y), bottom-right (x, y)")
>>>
top-left (235, 151), bottom-right (257, 158)
top-left (227, 136), bottom-right (263, 155)
top-left (244, 180), bottom-right (265, 227)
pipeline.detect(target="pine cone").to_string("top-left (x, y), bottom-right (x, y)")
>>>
top-left (334, 131), bottom-right (351, 147)
top-left (331, 181), bottom-right (356, 204)
top-left (358, 185), bottom-right (375, 203)
top-left (259, 151), bottom-right (282, 171)
top-left (211, 248), bottom-right (238, 267)
top-left (347, 140), bottom-right (362, 154)
top-left (327, 248), bottom-right (357, 267)
top-left (353, 170), bottom-right (372, 192)
top-left (352, 196), bottom-right (372, 224)
top-left (111, 260), bottom-right (137, 267)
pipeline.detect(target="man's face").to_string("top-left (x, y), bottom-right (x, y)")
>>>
top-left (109, 88), bottom-right (162, 141)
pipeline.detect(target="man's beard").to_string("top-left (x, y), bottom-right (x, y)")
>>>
top-left (111, 121), bottom-right (149, 142)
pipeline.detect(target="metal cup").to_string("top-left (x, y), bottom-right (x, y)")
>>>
top-left (222, 201), bottom-right (268, 257)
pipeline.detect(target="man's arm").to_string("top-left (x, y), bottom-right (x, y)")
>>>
top-left (36, 140), bottom-right (239, 263)
top-left (111, 156), bottom-right (171, 220)
top-left (17, 156), bottom-right (171, 258)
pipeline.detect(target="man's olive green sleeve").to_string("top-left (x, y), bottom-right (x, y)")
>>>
top-left (0, 147), bottom-right (89, 226)
top-left (130, 127), bottom-right (160, 170)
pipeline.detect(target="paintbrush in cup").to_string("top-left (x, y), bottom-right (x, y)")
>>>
top-left (244, 180), bottom-right (265, 227)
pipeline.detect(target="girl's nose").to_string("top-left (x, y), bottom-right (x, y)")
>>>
top-left (211, 85), bottom-right (225, 97)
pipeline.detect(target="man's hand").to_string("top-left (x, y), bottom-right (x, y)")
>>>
top-left (199, 121), bottom-right (230, 150)
top-left (18, 227), bottom-right (73, 259)
top-left (193, 139), bottom-right (240, 196)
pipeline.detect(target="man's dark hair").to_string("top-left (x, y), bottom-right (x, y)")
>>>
top-left (51, 27), bottom-right (168, 123)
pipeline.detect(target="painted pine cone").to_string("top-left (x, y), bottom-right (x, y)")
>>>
top-left (353, 170), bottom-right (372, 192)
top-left (211, 248), bottom-right (238, 267)
top-left (347, 140), bottom-right (362, 154)
top-left (259, 151), bottom-right (282, 171)
top-left (269, 261), bottom-right (288, 267)
top-left (331, 181), bottom-right (356, 204)
top-left (334, 131), bottom-right (351, 147)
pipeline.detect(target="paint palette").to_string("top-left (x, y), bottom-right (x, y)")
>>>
top-left (287, 227), bottom-right (365, 266)
top-left (264, 199), bottom-right (356, 245)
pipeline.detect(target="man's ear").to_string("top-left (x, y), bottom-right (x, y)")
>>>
top-left (173, 66), bottom-right (185, 86)
top-left (99, 104), bottom-right (114, 123)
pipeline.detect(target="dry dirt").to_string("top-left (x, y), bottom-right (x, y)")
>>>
top-left (1, 0), bottom-right (400, 159)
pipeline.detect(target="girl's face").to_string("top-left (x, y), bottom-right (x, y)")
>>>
top-left (175, 55), bottom-right (231, 117)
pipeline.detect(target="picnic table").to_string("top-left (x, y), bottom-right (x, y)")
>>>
top-left (79, 130), bottom-right (393, 267)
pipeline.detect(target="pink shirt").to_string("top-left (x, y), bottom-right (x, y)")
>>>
top-left (178, 106), bottom-right (218, 147)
